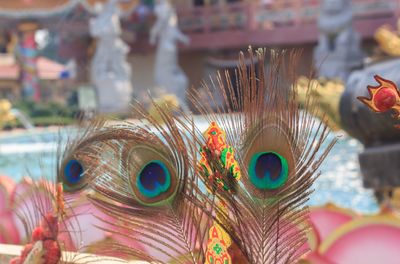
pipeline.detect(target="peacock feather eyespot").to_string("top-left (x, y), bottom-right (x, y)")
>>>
top-left (123, 144), bottom-right (180, 206)
top-left (64, 159), bottom-right (84, 184)
top-left (137, 160), bottom-right (171, 199)
top-left (61, 159), bottom-right (86, 192)
top-left (248, 151), bottom-right (289, 190)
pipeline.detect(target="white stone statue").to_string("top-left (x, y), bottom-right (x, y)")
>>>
top-left (150, 0), bottom-right (190, 111)
top-left (313, 0), bottom-right (364, 80)
top-left (90, 0), bottom-right (133, 113)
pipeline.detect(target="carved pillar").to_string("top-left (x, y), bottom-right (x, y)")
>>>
top-left (17, 22), bottom-right (41, 102)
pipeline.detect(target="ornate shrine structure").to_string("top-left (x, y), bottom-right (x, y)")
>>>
top-left (0, 0), bottom-right (140, 101)
top-left (0, 0), bottom-right (397, 102)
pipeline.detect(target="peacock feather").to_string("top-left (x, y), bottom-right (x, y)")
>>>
top-left (81, 104), bottom-right (216, 263)
top-left (9, 179), bottom-right (84, 264)
top-left (187, 48), bottom-right (336, 263)
top-left (10, 123), bottom-right (132, 264)
top-left (54, 48), bottom-right (336, 264)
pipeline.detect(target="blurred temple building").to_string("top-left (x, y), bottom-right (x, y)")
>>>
top-left (0, 53), bottom-right (67, 102)
top-left (0, 0), bottom-right (397, 104)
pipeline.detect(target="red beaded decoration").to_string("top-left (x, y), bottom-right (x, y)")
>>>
top-left (357, 75), bottom-right (400, 127)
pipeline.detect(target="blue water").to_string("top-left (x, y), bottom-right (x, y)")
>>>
top-left (309, 135), bottom-right (378, 213)
top-left (0, 126), bottom-right (379, 214)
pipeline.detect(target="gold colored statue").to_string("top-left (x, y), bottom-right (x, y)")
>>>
top-left (295, 77), bottom-right (345, 131)
top-left (0, 99), bottom-right (15, 129)
top-left (374, 19), bottom-right (400, 57)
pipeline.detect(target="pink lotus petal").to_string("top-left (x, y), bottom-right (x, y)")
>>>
top-left (302, 252), bottom-right (335, 264)
top-left (0, 211), bottom-right (20, 244)
top-left (309, 204), bottom-right (355, 243)
top-left (0, 175), bottom-right (15, 211)
top-left (320, 215), bottom-right (400, 264)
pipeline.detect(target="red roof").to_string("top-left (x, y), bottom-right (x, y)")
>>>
top-left (37, 57), bottom-right (65, 80)
top-left (0, 0), bottom-right (139, 17)
top-left (0, 55), bottom-right (19, 80)
top-left (0, 54), bottom-right (65, 80)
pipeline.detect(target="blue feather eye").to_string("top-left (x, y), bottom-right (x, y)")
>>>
top-left (137, 160), bottom-right (171, 198)
top-left (124, 145), bottom-right (179, 206)
top-left (248, 152), bottom-right (289, 190)
top-left (60, 159), bottom-right (87, 192)
top-left (64, 159), bottom-right (84, 184)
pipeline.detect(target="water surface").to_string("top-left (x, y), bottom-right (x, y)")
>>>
top-left (0, 124), bottom-right (378, 214)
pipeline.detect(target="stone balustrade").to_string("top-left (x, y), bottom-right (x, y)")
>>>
top-left (176, 0), bottom-right (399, 49)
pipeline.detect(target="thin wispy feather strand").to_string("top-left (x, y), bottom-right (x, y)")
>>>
top-left (188, 48), bottom-right (336, 264)
top-left (57, 48), bottom-right (336, 264)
